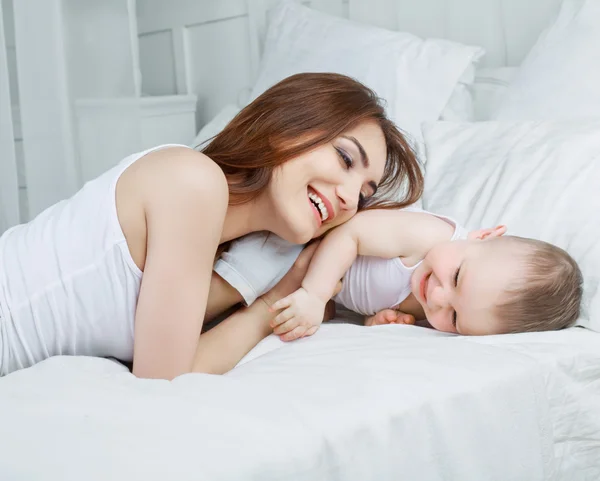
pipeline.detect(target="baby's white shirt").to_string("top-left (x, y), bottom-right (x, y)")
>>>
top-left (213, 209), bottom-right (468, 310)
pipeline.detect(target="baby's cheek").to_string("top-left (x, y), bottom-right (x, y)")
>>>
top-left (427, 312), bottom-right (453, 333)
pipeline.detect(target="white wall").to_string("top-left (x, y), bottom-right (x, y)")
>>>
top-left (5, 0), bottom-right (143, 221)
top-left (137, 0), bottom-right (254, 128)
top-left (4, 0), bottom-right (561, 224)
top-left (0, 0), bottom-right (19, 233)
top-left (1, 0), bottom-right (27, 222)
top-left (136, 0), bottom-right (350, 129)
top-left (13, 0), bottom-right (81, 219)
top-left (5, 0), bottom-right (198, 221)
top-left (64, 0), bottom-right (140, 98)
top-left (135, 0), bottom-right (559, 132)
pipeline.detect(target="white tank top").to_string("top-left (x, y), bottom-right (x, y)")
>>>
top-left (0, 144), bottom-right (187, 376)
top-left (334, 214), bottom-right (468, 315)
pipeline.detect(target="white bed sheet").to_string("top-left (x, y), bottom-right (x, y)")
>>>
top-left (0, 323), bottom-right (599, 481)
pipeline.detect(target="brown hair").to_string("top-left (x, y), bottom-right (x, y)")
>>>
top-left (495, 236), bottom-right (583, 333)
top-left (200, 72), bottom-right (423, 208)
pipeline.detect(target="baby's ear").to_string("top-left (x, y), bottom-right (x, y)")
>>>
top-left (467, 225), bottom-right (507, 241)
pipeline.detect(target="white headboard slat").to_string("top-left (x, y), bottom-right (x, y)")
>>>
top-left (137, 0), bottom-right (248, 35)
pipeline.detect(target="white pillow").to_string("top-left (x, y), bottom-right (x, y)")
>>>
top-left (493, 0), bottom-right (600, 120)
top-left (471, 67), bottom-right (517, 121)
top-left (421, 120), bottom-right (600, 332)
top-left (432, 67), bottom-right (518, 122)
top-left (191, 73), bottom-right (480, 148)
top-left (439, 66), bottom-right (476, 122)
top-left (250, 1), bottom-right (483, 142)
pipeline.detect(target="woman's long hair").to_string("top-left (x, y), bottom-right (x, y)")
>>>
top-left (201, 73), bottom-right (423, 209)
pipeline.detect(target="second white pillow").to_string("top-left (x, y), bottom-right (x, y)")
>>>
top-left (422, 120), bottom-right (600, 332)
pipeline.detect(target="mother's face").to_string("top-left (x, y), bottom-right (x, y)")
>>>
top-left (267, 121), bottom-right (387, 244)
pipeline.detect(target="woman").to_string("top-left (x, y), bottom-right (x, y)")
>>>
top-left (0, 73), bottom-right (422, 380)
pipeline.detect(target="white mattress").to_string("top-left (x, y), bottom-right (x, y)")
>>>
top-left (0, 323), bottom-right (599, 481)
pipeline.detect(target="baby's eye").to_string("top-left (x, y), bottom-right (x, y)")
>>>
top-left (452, 310), bottom-right (457, 328)
top-left (453, 267), bottom-right (460, 287)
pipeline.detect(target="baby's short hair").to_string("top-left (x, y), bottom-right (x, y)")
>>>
top-left (495, 236), bottom-right (583, 333)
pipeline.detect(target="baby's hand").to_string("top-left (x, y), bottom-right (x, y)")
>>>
top-left (270, 287), bottom-right (327, 342)
top-left (364, 309), bottom-right (415, 327)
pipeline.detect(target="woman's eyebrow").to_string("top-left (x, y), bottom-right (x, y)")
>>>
top-left (341, 135), bottom-right (369, 168)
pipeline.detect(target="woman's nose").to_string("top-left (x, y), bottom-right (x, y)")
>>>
top-left (336, 180), bottom-right (360, 212)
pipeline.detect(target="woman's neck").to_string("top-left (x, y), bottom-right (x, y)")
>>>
top-left (220, 197), bottom-right (270, 243)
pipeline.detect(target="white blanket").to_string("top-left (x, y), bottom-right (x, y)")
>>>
top-left (1, 324), bottom-right (599, 481)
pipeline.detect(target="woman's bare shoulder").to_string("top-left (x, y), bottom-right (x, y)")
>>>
top-left (116, 147), bottom-right (229, 270)
top-left (137, 147), bottom-right (226, 191)
top-left (118, 147), bottom-right (228, 207)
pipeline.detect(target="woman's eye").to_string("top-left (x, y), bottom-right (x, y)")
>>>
top-left (335, 147), bottom-right (353, 169)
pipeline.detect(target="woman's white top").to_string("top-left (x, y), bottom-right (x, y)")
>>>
top-left (0, 144), bottom-right (185, 376)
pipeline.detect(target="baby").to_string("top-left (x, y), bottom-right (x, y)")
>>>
top-left (270, 209), bottom-right (583, 340)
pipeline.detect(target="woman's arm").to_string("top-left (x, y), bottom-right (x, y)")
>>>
top-left (192, 298), bottom-right (272, 375)
top-left (193, 242), bottom-right (320, 374)
top-left (132, 149), bottom-right (229, 380)
top-left (205, 272), bottom-right (244, 322)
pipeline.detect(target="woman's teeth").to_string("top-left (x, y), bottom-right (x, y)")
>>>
top-left (308, 192), bottom-right (329, 221)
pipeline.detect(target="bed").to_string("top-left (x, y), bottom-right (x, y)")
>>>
top-left (1, 324), bottom-right (599, 480)
top-left (2, 0), bottom-right (600, 480)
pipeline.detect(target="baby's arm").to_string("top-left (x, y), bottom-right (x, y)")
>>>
top-left (271, 210), bottom-right (453, 340)
top-left (302, 209), bottom-right (454, 300)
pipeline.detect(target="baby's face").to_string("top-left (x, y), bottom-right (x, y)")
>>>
top-left (410, 238), bottom-right (521, 335)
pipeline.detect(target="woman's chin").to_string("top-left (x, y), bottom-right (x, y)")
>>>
top-left (279, 223), bottom-right (315, 245)
top-left (273, 210), bottom-right (321, 245)
top-left (288, 229), bottom-right (314, 245)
